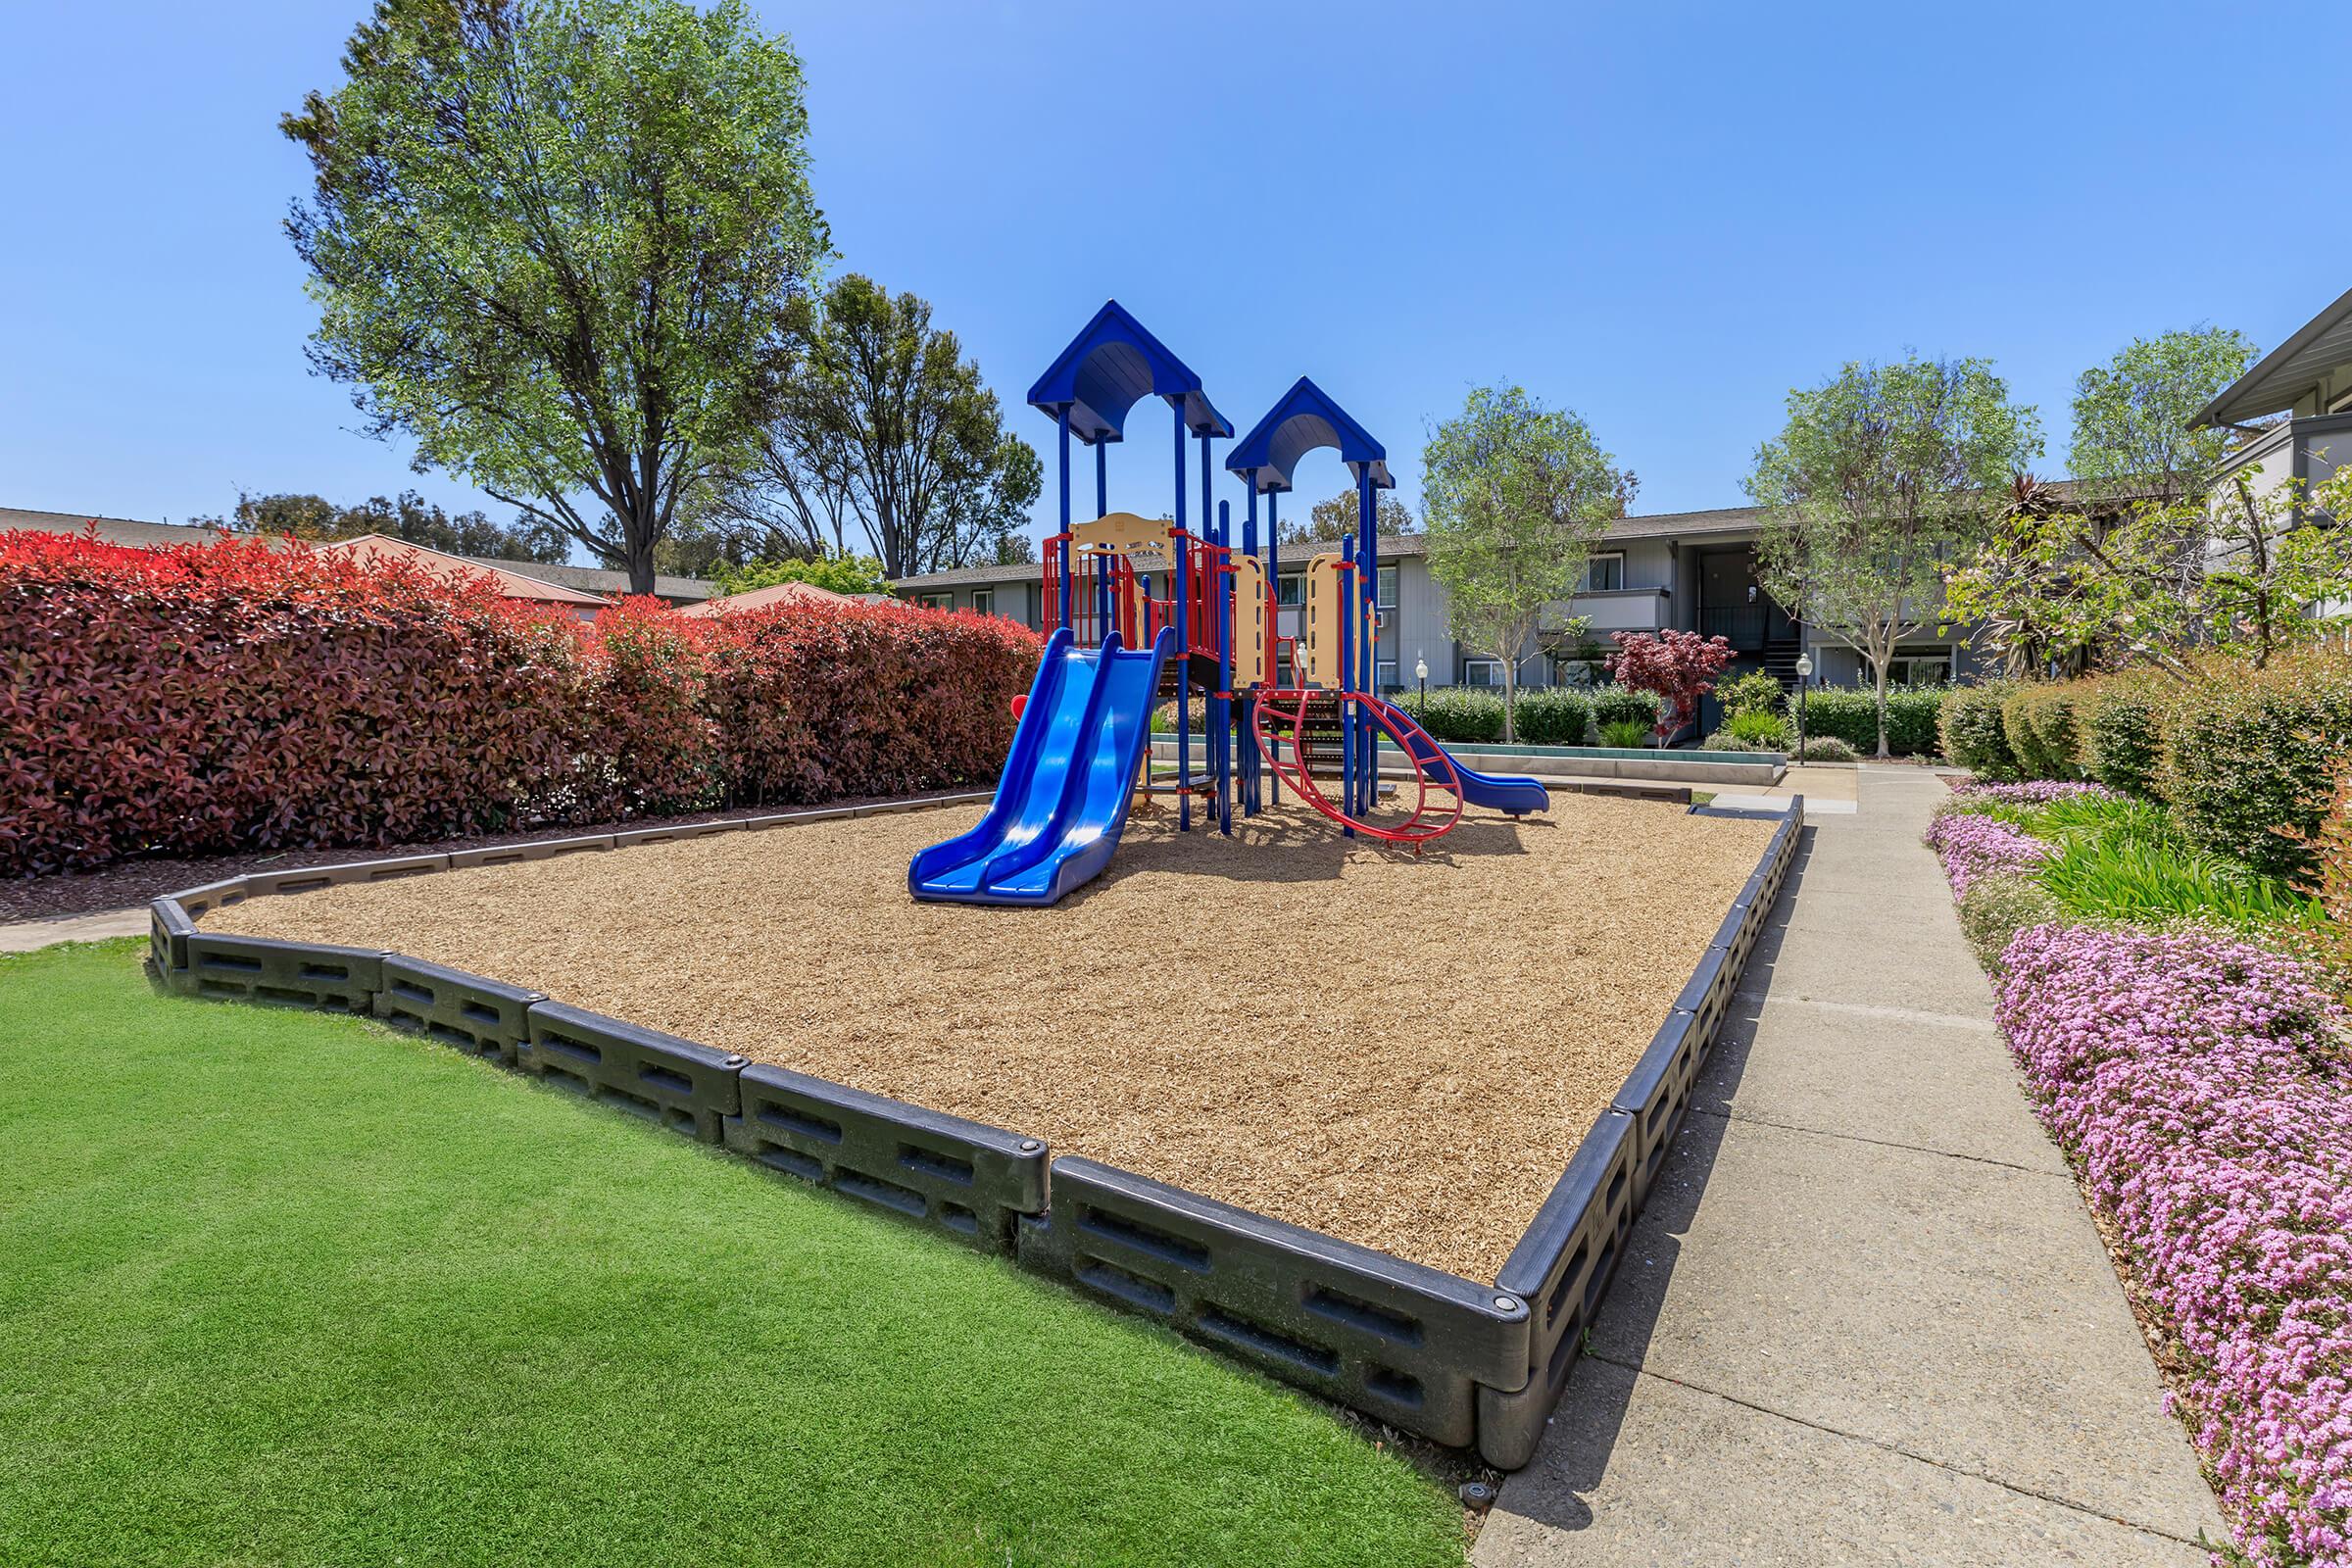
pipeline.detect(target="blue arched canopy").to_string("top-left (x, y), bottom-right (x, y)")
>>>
top-left (1027, 300), bottom-right (1230, 443)
top-left (1222, 377), bottom-right (1394, 494)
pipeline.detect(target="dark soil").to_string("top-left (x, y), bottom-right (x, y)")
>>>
top-left (0, 792), bottom-right (976, 924)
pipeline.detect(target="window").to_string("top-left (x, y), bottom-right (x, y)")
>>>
top-left (1582, 552), bottom-right (1626, 592)
top-left (1886, 648), bottom-right (1952, 686)
top-left (1462, 658), bottom-right (1505, 689)
top-left (1277, 574), bottom-right (1302, 608)
top-left (913, 592), bottom-right (952, 612)
top-left (1551, 656), bottom-right (1603, 688)
top-left (1376, 564), bottom-right (1398, 608)
top-left (1376, 659), bottom-right (1399, 691)
top-left (969, 587), bottom-right (995, 616)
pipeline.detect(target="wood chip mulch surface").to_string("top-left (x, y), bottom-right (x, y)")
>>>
top-left (202, 797), bottom-right (1774, 1281)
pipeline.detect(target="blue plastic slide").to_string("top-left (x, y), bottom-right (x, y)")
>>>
top-left (909, 626), bottom-right (1177, 906)
top-left (1390, 711), bottom-right (1552, 817)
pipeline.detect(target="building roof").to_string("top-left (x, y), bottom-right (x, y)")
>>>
top-left (0, 507), bottom-right (230, 550)
top-left (2195, 284), bottom-right (2352, 427)
top-left (677, 578), bottom-right (854, 616)
top-left (492, 558), bottom-right (716, 602)
top-left (314, 534), bottom-right (611, 606)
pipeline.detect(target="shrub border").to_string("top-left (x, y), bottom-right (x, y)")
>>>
top-left (144, 789), bottom-right (1800, 1469)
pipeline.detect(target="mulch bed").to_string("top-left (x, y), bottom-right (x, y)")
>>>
top-left (0, 793), bottom-right (970, 924)
top-left (200, 796), bottom-right (1773, 1281)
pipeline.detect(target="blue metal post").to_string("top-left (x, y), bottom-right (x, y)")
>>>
top-left (1216, 498), bottom-right (1233, 834)
top-left (1056, 408), bottom-right (1072, 633)
top-left (1172, 409), bottom-right (1189, 830)
top-left (1095, 438), bottom-right (1107, 519)
top-left (1339, 535), bottom-right (1356, 835)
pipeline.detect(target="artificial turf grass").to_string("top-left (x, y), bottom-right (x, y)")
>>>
top-left (0, 942), bottom-right (1463, 1568)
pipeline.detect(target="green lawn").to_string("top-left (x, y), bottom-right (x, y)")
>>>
top-left (0, 942), bottom-right (1461, 1568)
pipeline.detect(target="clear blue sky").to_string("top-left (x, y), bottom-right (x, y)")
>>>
top-left (3, 1), bottom-right (2343, 557)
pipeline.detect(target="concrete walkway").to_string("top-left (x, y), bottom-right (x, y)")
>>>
top-left (0, 907), bottom-right (146, 954)
top-left (1475, 767), bottom-right (2226, 1567)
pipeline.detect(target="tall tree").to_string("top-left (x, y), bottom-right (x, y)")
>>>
top-left (727, 275), bottom-right (1040, 579)
top-left (2069, 325), bottom-right (2259, 510)
top-left (201, 489), bottom-right (568, 563)
top-left (283, 0), bottom-right (830, 593)
top-left (1282, 487), bottom-right (1417, 547)
top-left (1422, 384), bottom-right (1636, 743)
top-left (1747, 357), bottom-right (2041, 757)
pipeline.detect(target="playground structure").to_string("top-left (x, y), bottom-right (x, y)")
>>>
top-left (911, 302), bottom-right (1550, 906)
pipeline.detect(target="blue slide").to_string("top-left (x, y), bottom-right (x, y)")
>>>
top-left (909, 625), bottom-right (1176, 906)
top-left (1390, 710), bottom-right (1552, 817)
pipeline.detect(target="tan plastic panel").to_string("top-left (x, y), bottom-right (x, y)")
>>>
top-left (1298, 553), bottom-right (1346, 689)
top-left (1231, 554), bottom-right (1269, 688)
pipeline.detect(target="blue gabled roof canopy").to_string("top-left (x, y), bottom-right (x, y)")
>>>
top-left (1222, 377), bottom-right (1394, 494)
top-left (1026, 300), bottom-right (1230, 443)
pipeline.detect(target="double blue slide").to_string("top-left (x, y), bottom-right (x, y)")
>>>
top-left (910, 628), bottom-right (1549, 906)
top-left (909, 627), bottom-right (1175, 906)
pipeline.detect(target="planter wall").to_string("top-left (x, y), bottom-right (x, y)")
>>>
top-left (146, 787), bottom-right (1801, 1469)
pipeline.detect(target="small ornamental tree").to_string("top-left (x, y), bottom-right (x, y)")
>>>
top-left (1607, 629), bottom-right (1733, 744)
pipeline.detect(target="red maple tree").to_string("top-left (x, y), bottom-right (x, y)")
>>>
top-left (1607, 629), bottom-right (1735, 742)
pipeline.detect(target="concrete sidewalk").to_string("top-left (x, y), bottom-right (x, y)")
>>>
top-left (0, 907), bottom-right (147, 953)
top-left (1475, 767), bottom-right (2225, 1567)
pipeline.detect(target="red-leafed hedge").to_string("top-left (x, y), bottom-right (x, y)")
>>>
top-left (0, 530), bottom-right (1040, 877)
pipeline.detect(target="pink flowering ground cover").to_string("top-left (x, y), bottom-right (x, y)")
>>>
top-left (1954, 779), bottom-right (2126, 807)
top-left (1924, 810), bottom-right (2051, 897)
top-left (1995, 924), bottom-right (2351, 1567)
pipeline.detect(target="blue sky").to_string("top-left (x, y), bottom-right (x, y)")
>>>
top-left (3, 1), bottom-right (2343, 557)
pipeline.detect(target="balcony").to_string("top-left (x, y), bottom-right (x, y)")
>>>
top-left (1542, 587), bottom-right (1669, 637)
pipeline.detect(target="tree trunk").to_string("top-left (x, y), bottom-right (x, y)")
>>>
top-left (623, 514), bottom-right (659, 596)
top-left (1873, 660), bottom-right (1890, 760)
top-left (1500, 660), bottom-right (1517, 745)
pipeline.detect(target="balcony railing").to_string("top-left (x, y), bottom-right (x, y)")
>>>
top-left (1542, 587), bottom-right (1668, 635)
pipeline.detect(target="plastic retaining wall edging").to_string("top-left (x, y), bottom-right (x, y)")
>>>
top-left (722, 1063), bottom-right (1050, 1251)
top-left (1015, 1156), bottom-right (1532, 1447)
top-left (139, 787), bottom-right (1796, 1472)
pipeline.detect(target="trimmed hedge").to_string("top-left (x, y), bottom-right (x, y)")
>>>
top-left (1939, 682), bottom-right (2017, 779)
top-left (0, 530), bottom-right (1039, 876)
top-left (1510, 687), bottom-right (1592, 747)
top-left (2076, 673), bottom-right (2167, 798)
top-left (2000, 684), bottom-right (2081, 782)
top-left (1396, 688), bottom-right (1506, 745)
top-left (2156, 652), bottom-right (2352, 884)
top-left (1592, 685), bottom-right (1663, 730)
top-left (1788, 686), bottom-right (1945, 757)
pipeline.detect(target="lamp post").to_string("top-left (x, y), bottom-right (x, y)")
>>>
top-left (1794, 651), bottom-right (1814, 758)
top-left (1414, 653), bottom-right (1428, 713)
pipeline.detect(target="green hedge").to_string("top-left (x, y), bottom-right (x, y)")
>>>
top-left (2156, 652), bottom-right (2352, 884)
top-left (1715, 669), bottom-right (1786, 720)
top-left (1939, 682), bottom-right (2017, 779)
top-left (1396, 688), bottom-right (1506, 745)
top-left (1592, 685), bottom-right (1663, 730)
top-left (2001, 685), bottom-right (2082, 780)
top-left (2077, 673), bottom-right (2168, 797)
top-left (1511, 687), bottom-right (1593, 746)
top-left (1788, 686), bottom-right (1945, 756)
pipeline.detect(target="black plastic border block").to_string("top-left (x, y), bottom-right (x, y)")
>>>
top-left (1017, 1155), bottom-right (1532, 1447)
top-left (721, 1063), bottom-right (1049, 1250)
top-left (1475, 1109), bottom-right (1639, 1469)
top-left (149, 898), bottom-right (196, 980)
top-left (1609, 1009), bottom-right (1701, 1208)
top-left (447, 834), bottom-right (617, 870)
top-left (374, 956), bottom-right (543, 1063)
top-left (171, 877), bottom-right (250, 920)
top-left (183, 933), bottom-right (382, 1010)
top-left (612, 820), bottom-right (745, 849)
top-left (240, 853), bottom-right (451, 899)
top-left (519, 1001), bottom-right (743, 1143)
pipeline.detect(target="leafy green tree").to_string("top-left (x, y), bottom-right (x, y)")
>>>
top-left (725, 275), bottom-right (1040, 579)
top-left (282, 0), bottom-right (829, 594)
top-left (1281, 487), bottom-right (1416, 547)
top-left (1422, 384), bottom-right (1635, 743)
top-left (1747, 357), bottom-right (2041, 757)
top-left (710, 554), bottom-right (892, 597)
top-left (2070, 326), bottom-right (2259, 510)
top-left (201, 488), bottom-right (568, 563)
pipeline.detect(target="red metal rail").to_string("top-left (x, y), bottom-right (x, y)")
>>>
top-left (1250, 689), bottom-right (1465, 848)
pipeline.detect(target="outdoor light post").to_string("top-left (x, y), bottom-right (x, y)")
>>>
top-left (1414, 653), bottom-right (1428, 712)
top-left (1794, 651), bottom-right (1814, 756)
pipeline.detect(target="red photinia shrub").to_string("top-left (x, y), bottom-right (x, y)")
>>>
top-left (1606, 629), bottom-right (1734, 740)
top-left (0, 530), bottom-right (1043, 876)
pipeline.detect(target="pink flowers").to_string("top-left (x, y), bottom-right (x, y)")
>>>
top-left (1954, 779), bottom-right (2125, 807)
top-left (1994, 925), bottom-right (2351, 1567)
top-left (1925, 810), bottom-right (2051, 897)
